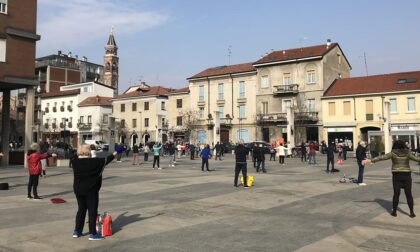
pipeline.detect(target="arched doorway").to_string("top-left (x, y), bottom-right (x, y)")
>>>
top-left (119, 134), bottom-right (126, 144)
top-left (360, 126), bottom-right (381, 142)
top-left (131, 133), bottom-right (138, 147)
top-left (142, 132), bottom-right (150, 144)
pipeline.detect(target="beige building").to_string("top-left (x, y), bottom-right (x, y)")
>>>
top-left (187, 63), bottom-right (257, 145)
top-left (166, 87), bottom-right (191, 142)
top-left (111, 82), bottom-right (170, 146)
top-left (322, 70), bottom-right (420, 152)
top-left (188, 41), bottom-right (351, 146)
top-left (253, 42), bottom-right (351, 146)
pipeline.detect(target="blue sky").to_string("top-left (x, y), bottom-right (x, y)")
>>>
top-left (37, 0), bottom-right (420, 93)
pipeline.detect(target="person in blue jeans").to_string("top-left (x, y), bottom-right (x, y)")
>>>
top-left (200, 144), bottom-right (212, 172)
top-left (356, 141), bottom-right (367, 185)
top-left (115, 143), bottom-right (124, 162)
top-left (152, 142), bottom-right (163, 169)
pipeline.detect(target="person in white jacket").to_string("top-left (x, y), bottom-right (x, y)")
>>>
top-left (275, 143), bottom-right (287, 165)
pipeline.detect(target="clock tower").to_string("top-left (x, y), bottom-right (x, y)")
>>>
top-left (103, 27), bottom-right (119, 96)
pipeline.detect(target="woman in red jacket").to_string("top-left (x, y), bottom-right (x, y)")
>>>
top-left (27, 143), bottom-right (56, 200)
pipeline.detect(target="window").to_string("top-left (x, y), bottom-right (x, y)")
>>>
top-left (237, 129), bottom-right (249, 142)
top-left (239, 105), bottom-right (245, 118)
top-left (103, 114), bottom-right (109, 124)
top-left (261, 75), bottom-right (269, 89)
top-left (161, 101), bottom-right (166, 111)
top-left (144, 102), bottom-right (149, 110)
top-left (343, 101), bottom-right (351, 115)
top-left (282, 100), bottom-right (291, 112)
top-left (307, 70), bottom-right (316, 84)
top-left (261, 102), bottom-right (268, 114)
top-left (218, 83), bottom-right (224, 100)
top-left (87, 116), bottom-right (92, 124)
top-left (132, 103), bottom-right (137, 111)
top-left (328, 102), bottom-right (336, 116)
top-left (283, 73), bottom-right (291, 86)
top-left (177, 116), bottom-right (183, 126)
top-left (307, 99), bottom-right (316, 112)
top-left (366, 100), bottom-right (373, 120)
top-left (199, 86), bottom-right (204, 101)
top-left (0, 39), bottom-right (5, 62)
top-left (407, 97), bottom-right (416, 112)
top-left (338, 53), bottom-right (342, 65)
top-left (121, 119), bottom-right (125, 128)
top-left (197, 130), bottom-right (207, 144)
top-left (239, 81), bottom-right (245, 98)
top-left (132, 119), bottom-right (137, 128)
top-left (397, 78), bottom-right (417, 84)
top-left (161, 118), bottom-right (165, 127)
top-left (199, 107), bottom-right (204, 119)
top-left (218, 107), bottom-right (224, 119)
top-left (0, 0), bottom-right (7, 14)
top-left (176, 99), bottom-right (182, 108)
top-left (120, 104), bottom-right (125, 112)
top-left (389, 98), bottom-right (397, 113)
top-left (144, 118), bottom-right (149, 127)
top-left (79, 116), bottom-right (84, 123)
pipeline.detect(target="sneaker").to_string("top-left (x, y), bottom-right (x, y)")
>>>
top-left (72, 231), bottom-right (82, 238)
top-left (410, 213), bottom-right (416, 218)
top-left (358, 183), bottom-right (367, 186)
top-left (33, 196), bottom-right (42, 200)
top-left (158, 167), bottom-right (162, 170)
top-left (27, 195), bottom-right (33, 199)
top-left (244, 186), bottom-right (249, 188)
top-left (88, 233), bottom-right (104, 241)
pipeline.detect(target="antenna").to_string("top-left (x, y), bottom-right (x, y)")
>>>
top-left (227, 45), bottom-right (232, 65)
top-left (299, 37), bottom-right (308, 49)
top-left (359, 53), bottom-right (369, 76)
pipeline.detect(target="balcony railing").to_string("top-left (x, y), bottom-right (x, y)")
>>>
top-left (273, 84), bottom-right (299, 96)
top-left (35, 59), bottom-right (79, 70)
top-left (77, 123), bottom-right (92, 130)
top-left (220, 118), bottom-right (233, 128)
top-left (256, 113), bottom-right (287, 124)
top-left (295, 112), bottom-right (319, 122)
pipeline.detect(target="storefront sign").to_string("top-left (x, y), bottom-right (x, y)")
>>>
top-left (327, 127), bottom-right (353, 133)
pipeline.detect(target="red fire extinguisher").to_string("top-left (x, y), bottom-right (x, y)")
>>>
top-left (101, 212), bottom-right (112, 237)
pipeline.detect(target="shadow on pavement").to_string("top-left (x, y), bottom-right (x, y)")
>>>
top-left (42, 190), bottom-right (74, 198)
top-left (113, 211), bottom-right (164, 234)
top-left (354, 198), bottom-right (411, 216)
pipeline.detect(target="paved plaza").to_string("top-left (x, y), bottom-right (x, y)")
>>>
top-left (1, 154), bottom-right (420, 251)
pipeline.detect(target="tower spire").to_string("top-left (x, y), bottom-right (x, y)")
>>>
top-left (103, 27), bottom-right (119, 96)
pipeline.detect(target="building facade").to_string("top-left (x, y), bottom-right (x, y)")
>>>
top-left (0, 0), bottom-right (40, 165)
top-left (40, 82), bottom-right (114, 146)
top-left (253, 42), bottom-right (351, 147)
top-left (111, 83), bottom-right (170, 146)
top-left (188, 63), bottom-right (257, 145)
top-left (166, 87), bottom-right (190, 142)
top-left (322, 71), bottom-right (420, 152)
top-left (187, 42), bottom-right (351, 146)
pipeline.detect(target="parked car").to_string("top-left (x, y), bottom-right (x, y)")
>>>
top-left (223, 142), bottom-right (236, 153)
top-left (245, 141), bottom-right (271, 154)
top-left (84, 140), bottom-right (109, 151)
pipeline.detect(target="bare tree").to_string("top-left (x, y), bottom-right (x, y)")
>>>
top-left (115, 120), bottom-right (130, 144)
top-left (96, 120), bottom-right (109, 141)
top-left (179, 109), bottom-right (201, 143)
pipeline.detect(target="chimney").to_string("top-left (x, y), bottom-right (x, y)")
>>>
top-left (82, 56), bottom-right (87, 62)
top-left (57, 50), bottom-right (62, 55)
top-left (68, 52), bottom-right (72, 58)
top-left (338, 73), bottom-right (342, 79)
top-left (326, 39), bottom-right (332, 48)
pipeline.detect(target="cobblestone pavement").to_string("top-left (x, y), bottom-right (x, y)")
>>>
top-left (1, 154), bottom-right (420, 251)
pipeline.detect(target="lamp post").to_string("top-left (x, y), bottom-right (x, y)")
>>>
top-left (62, 118), bottom-right (68, 143)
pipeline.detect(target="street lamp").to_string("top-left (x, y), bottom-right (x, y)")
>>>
top-left (237, 105), bottom-right (243, 142)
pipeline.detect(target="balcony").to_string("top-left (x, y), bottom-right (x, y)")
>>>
top-left (256, 113), bottom-right (287, 124)
top-left (77, 123), bottom-right (92, 131)
top-left (273, 84), bottom-right (299, 96)
top-left (220, 117), bottom-right (233, 129)
top-left (295, 112), bottom-right (319, 123)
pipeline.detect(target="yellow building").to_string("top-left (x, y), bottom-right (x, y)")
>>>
top-left (166, 87), bottom-right (191, 142)
top-left (187, 63), bottom-right (257, 145)
top-left (322, 71), bottom-right (420, 152)
top-left (111, 82), bottom-right (170, 145)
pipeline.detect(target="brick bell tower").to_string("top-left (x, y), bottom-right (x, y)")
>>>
top-left (103, 27), bottom-right (119, 96)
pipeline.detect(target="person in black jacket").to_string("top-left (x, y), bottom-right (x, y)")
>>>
top-left (355, 141), bottom-right (367, 185)
top-left (256, 144), bottom-right (266, 173)
top-left (234, 140), bottom-right (249, 187)
top-left (326, 142), bottom-right (337, 173)
top-left (72, 144), bottom-right (117, 240)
